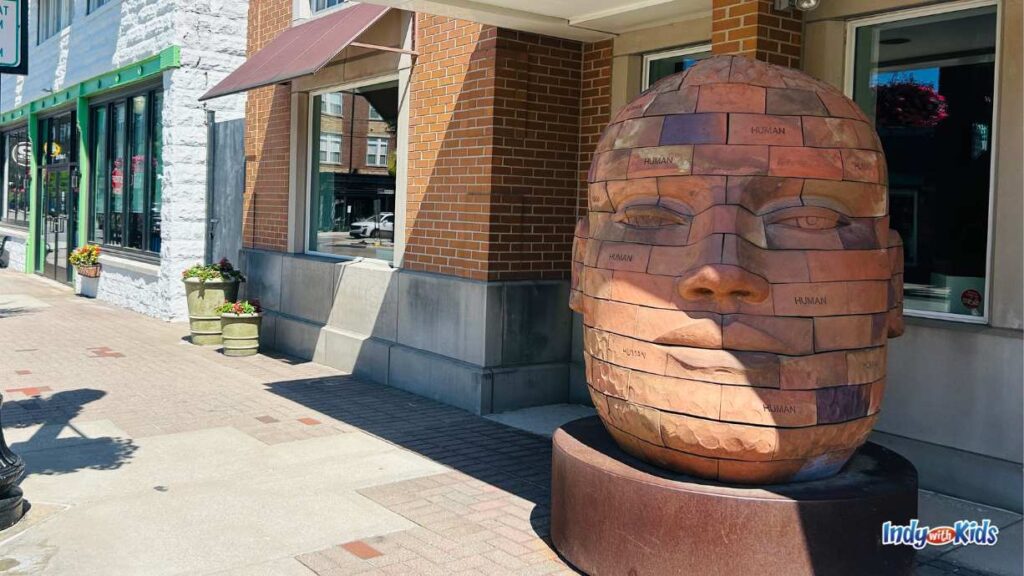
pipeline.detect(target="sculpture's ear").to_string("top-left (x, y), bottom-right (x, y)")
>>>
top-left (570, 217), bottom-right (589, 315)
top-left (887, 229), bottom-right (905, 338)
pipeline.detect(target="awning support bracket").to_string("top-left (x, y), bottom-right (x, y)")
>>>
top-left (349, 42), bottom-right (419, 57)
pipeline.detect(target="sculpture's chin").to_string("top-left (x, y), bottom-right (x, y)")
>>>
top-left (583, 324), bottom-right (886, 484)
top-left (591, 388), bottom-right (877, 484)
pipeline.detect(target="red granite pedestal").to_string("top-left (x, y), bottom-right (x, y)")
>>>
top-left (551, 417), bottom-right (918, 576)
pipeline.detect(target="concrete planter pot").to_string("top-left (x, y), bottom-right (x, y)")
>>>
top-left (74, 266), bottom-right (101, 298)
top-left (184, 278), bottom-right (239, 346)
top-left (220, 313), bottom-right (261, 357)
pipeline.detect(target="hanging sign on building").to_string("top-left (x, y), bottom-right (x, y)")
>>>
top-left (0, 0), bottom-right (27, 75)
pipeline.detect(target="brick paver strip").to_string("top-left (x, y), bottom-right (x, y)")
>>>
top-left (6, 386), bottom-right (52, 397)
top-left (340, 540), bottom-right (383, 560)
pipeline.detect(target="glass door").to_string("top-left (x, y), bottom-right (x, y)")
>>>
top-left (37, 113), bottom-right (78, 284)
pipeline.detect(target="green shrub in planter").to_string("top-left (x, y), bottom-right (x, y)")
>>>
top-left (182, 259), bottom-right (245, 346)
top-left (218, 300), bottom-right (262, 357)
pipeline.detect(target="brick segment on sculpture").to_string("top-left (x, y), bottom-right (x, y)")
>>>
top-left (571, 55), bottom-right (904, 484)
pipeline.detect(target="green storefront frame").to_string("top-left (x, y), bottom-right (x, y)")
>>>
top-left (0, 46), bottom-right (180, 274)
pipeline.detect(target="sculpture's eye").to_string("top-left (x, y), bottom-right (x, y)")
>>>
top-left (614, 205), bottom-right (691, 228)
top-left (766, 207), bottom-right (847, 230)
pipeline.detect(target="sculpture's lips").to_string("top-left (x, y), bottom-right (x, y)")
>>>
top-left (661, 346), bottom-right (781, 387)
top-left (649, 322), bottom-right (804, 356)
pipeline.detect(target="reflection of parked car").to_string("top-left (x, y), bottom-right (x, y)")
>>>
top-left (349, 212), bottom-right (394, 239)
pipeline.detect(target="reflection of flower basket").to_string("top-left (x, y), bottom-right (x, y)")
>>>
top-left (876, 81), bottom-right (948, 128)
top-left (76, 264), bottom-right (101, 278)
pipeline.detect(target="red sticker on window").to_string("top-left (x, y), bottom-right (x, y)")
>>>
top-left (961, 289), bottom-right (982, 310)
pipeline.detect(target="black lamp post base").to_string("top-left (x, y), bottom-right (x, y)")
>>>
top-left (0, 486), bottom-right (25, 531)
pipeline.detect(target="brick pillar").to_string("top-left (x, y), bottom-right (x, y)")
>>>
top-left (405, 15), bottom-right (585, 281)
top-left (578, 40), bottom-right (613, 216)
top-left (711, 0), bottom-right (802, 68)
top-left (242, 0), bottom-right (293, 251)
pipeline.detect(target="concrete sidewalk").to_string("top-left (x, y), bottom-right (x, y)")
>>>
top-left (0, 270), bottom-right (1019, 576)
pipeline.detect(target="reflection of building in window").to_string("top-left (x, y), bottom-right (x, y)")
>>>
top-left (366, 138), bottom-right (388, 166)
top-left (309, 84), bottom-right (398, 262)
top-left (320, 133), bottom-right (342, 164)
top-left (324, 93), bottom-right (344, 116)
top-left (312, 0), bottom-right (345, 13)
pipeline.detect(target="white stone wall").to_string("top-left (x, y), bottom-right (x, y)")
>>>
top-left (0, 229), bottom-right (26, 272)
top-left (0, 0), bottom-right (248, 321)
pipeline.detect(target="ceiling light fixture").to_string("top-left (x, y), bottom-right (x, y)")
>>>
top-left (775, 0), bottom-right (821, 11)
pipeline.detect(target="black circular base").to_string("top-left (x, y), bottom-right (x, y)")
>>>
top-left (551, 417), bottom-right (918, 576)
top-left (0, 487), bottom-right (25, 531)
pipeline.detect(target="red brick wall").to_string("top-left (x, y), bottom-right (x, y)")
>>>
top-left (487, 30), bottom-right (582, 280)
top-left (711, 0), bottom-right (803, 68)
top-left (405, 15), bottom-right (498, 279)
top-left (577, 39), bottom-right (613, 214)
top-left (405, 16), bottom-right (584, 281)
top-left (243, 0), bottom-right (293, 251)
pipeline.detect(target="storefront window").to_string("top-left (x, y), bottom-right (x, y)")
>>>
top-left (308, 84), bottom-right (398, 262)
top-left (89, 88), bottom-right (164, 258)
top-left (851, 4), bottom-right (997, 320)
top-left (643, 45), bottom-right (711, 89)
top-left (1, 127), bottom-right (31, 227)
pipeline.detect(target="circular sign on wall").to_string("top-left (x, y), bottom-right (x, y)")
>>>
top-left (961, 289), bottom-right (982, 310)
top-left (11, 142), bottom-right (29, 166)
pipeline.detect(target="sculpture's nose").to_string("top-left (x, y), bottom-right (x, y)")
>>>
top-left (678, 264), bottom-right (769, 313)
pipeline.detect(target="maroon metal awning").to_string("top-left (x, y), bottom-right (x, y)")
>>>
top-left (200, 4), bottom-right (392, 101)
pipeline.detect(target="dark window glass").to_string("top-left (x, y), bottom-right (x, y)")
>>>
top-left (90, 107), bottom-right (109, 243)
top-left (852, 6), bottom-right (996, 319)
top-left (1, 127), bottom-right (31, 227)
top-left (127, 95), bottom-right (147, 250)
top-left (150, 92), bottom-right (163, 254)
top-left (109, 101), bottom-right (126, 247)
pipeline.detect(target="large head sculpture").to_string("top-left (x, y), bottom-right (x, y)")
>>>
top-left (571, 55), bottom-right (904, 484)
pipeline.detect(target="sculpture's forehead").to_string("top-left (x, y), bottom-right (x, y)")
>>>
top-left (602, 175), bottom-right (888, 217)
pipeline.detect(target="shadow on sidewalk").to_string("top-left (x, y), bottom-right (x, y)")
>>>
top-left (3, 389), bottom-right (138, 477)
top-left (266, 375), bottom-right (556, 539)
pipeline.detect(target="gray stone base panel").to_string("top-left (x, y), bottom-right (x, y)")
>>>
top-left (871, 430), bottom-right (1023, 513)
top-left (258, 315), bottom-right (570, 416)
top-left (387, 346), bottom-right (494, 414)
top-left (385, 346), bottom-right (569, 415)
top-left (313, 326), bottom-right (391, 386)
